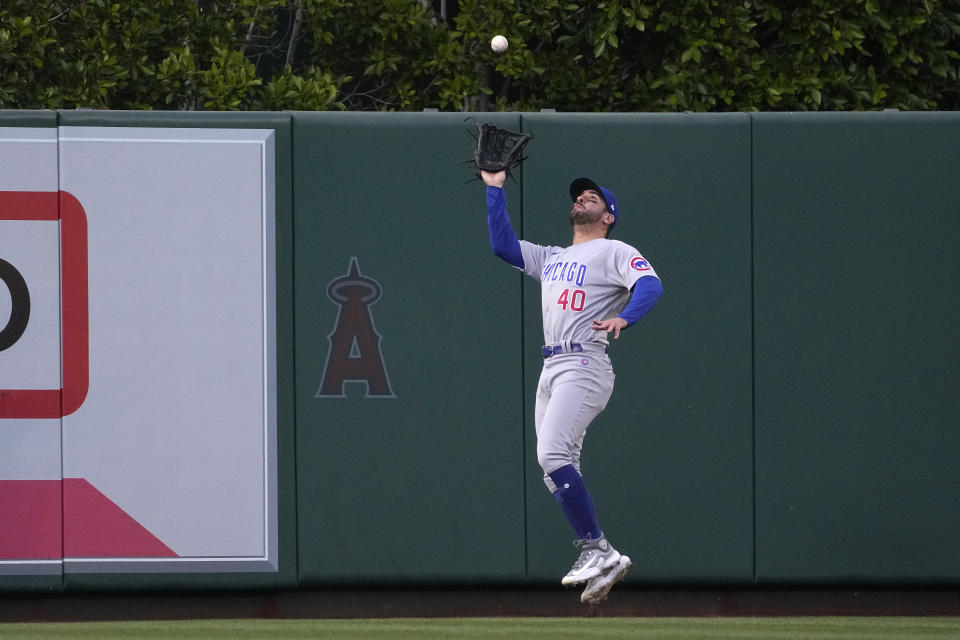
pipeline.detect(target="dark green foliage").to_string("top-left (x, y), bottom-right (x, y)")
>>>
top-left (453, 0), bottom-right (960, 111)
top-left (1, 0), bottom-right (958, 110)
top-left (0, 0), bottom-right (341, 110)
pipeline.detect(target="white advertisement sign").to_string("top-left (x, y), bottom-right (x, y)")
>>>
top-left (0, 127), bottom-right (277, 574)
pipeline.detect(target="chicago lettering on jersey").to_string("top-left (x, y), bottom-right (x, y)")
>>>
top-left (543, 260), bottom-right (587, 287)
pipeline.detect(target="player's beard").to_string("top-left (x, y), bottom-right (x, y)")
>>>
top-left (569, 205), bottom-right (602, 226)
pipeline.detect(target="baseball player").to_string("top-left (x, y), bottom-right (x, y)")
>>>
top-left (481, 169), bottom-right (662, 604)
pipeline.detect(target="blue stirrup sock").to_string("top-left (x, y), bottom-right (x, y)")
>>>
top-left (549, 464), bottom-right (603, 540)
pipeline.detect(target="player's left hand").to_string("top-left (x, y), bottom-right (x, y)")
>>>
top-left (592, 317), bottom-right (628, 339)
top-left (481, 170), bottom-right (507, 188)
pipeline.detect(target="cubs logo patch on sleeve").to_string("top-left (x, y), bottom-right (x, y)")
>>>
top-left (629, 256), bottom-right (652, 271)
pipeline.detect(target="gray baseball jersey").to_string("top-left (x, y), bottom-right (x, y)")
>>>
top-left (518, 238), bottom-right (659, 347)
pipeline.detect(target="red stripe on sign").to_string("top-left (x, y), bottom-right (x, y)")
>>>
top-left (0, 191), bottom-right (59, 220)
top-left (60, 191), bottom-right (89, 416)
top-left (63, 478), bottom-right (177, 558)
top-left (0, 480), bottom-right (63, 559)
top-left (0, 390), bottom-right (62, 418)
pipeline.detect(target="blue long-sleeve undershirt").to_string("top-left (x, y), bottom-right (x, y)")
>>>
top-left (618, 276), bottom-right (663, 326)
top-left (486, 185), bottom-right (524, 269)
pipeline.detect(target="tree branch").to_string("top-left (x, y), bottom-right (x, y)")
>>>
top-left (286, 0), bottom-right (306, 68)
top-left (240, 6), bottom-right (261, 57)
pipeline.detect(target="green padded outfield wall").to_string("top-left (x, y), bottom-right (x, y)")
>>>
top-left (292, 112), bottom-right (527, 584)
top-left (2, 110), bottom-right (958, 592)
top-left (517, 113), bottom-right (754, 584)
top-left (292, 112), bottom-right (755, 585)
top-left (752, 111), bottom-right (960, 583)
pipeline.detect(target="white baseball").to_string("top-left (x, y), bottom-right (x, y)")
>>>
top-left (490, 35), bottom-right (508, 53)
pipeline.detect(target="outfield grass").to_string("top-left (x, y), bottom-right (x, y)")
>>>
top-left (1, 617), bottom-right (959, 640)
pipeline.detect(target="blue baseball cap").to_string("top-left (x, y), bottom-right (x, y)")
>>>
top-left (569, 177), bottom-right (618, 228)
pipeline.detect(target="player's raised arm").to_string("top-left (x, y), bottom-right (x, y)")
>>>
top-left (482, 170), bottom-right (523, 269)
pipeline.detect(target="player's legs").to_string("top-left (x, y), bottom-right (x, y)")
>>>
top-left (535, 363), bottom-right (613, 490)
top-left (535, 370), bottom-right (602, 537)
top-left (535, 360), bottom-right (619, 584)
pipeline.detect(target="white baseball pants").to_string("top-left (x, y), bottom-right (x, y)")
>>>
top-left (534, 346), bottom-right (615, 493)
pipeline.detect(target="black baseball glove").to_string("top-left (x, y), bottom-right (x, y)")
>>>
top-left (470, 120), bottom-right (532, 174)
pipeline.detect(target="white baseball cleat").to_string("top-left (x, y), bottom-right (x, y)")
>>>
top-left (581, 554), bottom-right (631, 604)
top-left (561, 536), bottom-right (621, 586)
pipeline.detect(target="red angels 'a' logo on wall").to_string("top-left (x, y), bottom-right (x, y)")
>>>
top-left (315, 257), bottom-right (395, 399)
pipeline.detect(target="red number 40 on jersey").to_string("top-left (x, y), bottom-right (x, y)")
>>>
top-left (557, 288), bottom-right (585, 312)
